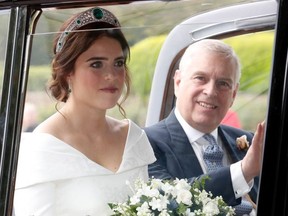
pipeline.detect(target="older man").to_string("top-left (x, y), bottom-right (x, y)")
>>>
top-left (145, 39), bottom-right (265, 215)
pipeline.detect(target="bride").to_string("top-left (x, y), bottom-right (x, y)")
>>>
top-left (14, 7), bottom-right (156, 216)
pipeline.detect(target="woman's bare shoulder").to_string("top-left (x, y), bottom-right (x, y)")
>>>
top-left (33, 112), bottom-right (64, 135)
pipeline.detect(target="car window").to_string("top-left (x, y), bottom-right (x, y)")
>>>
top-left (0, 9), bottom-right (10, 143)
top-left (26, 1), bottom-right (269, 128)
top-left (0, 0), bottom-right (287, 215)
top-left (0, 9), bottom-right (10, 100)
top-left (222, 31), bottom-right (273, 131)
top-left (145, 0), bottom-right (276, 132)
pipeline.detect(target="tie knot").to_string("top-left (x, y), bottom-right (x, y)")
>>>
top-left (203, 134), bottom-right (217, 146)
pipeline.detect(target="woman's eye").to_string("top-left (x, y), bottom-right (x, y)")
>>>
top-left (91, 61), bottom-right (103, 68)
top-left (115, 59), bottom-right (125, 67)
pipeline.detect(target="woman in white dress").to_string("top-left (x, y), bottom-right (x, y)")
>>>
top-left (14, 7), bottom-right (156, 216)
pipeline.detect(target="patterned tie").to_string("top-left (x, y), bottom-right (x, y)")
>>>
top-left (202, 134), bottom-right (253, 216)
top-left (203, 134), bottom-right (224, 171)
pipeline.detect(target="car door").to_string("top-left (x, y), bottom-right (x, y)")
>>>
top-left (0, 0), bottom-right (287, 215)
top-left (145, 0), bottom-right (288, 215)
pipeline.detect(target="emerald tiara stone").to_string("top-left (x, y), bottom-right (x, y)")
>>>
top-left (93, 8), bottom-right (103, 19)
top-left (56, 7), bottom-right (120, 53)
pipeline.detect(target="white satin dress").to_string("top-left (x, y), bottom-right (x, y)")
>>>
top-left (14, 120), bottom-right (156, 216)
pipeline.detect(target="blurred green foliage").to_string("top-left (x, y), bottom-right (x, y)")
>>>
top-left (224, 31), bottom-right (274, 130)
top-left (129, 35), bottom-right (167, 97)
top-left (224, 32), bottom-right (273, 93)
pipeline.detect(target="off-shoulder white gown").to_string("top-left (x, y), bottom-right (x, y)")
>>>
top-left (14, 120), bottom-right (156, 216)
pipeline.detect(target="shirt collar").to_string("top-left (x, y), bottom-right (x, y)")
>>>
top-left (174, 107), bottom-right (218, 143)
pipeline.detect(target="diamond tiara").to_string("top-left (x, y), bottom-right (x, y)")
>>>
top-left (56, 7), bottom-right (121, 53)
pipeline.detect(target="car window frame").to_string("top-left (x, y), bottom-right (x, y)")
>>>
top-left (0, 1), bottom-right (287, 215)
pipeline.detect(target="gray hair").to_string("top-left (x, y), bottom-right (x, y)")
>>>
top-left (179, 39), bottom-right (241, 85)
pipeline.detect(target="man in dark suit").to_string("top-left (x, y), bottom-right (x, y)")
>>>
top-left (144, 39), bottom-right (265, 215)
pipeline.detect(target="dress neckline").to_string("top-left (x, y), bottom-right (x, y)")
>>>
top-left (29, 119), bottom-right (132, 174)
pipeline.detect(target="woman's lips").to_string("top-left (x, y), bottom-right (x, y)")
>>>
top-left (100, 87), bottom-right (118, 93)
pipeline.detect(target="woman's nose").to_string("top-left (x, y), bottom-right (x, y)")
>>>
top-left (104, 66), bottom-right (116, 79)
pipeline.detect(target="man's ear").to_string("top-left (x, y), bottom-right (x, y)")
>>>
top-left (230, 83), bottom-right (239, 107)
top-left (174, 69), bottom-right (181, 97)
top-left (174, 69), bottom-right (181, 87)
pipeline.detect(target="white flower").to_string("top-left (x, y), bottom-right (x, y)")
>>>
top-left (197, 189), bottom-right (210, 203)
top-left (114, 203), bottom-right (128, 214)
top-left (149, 195), bottom-right (169, 211)
top-left (134, 178), bottom-right (145, 188)
top-left (129, 194), bottom-right (140, 205)
top-left (174, 178), bottom-right (191, 191)
top-left (202, 200), bottom-right (220, 215)
top-left (161, 181), bottom-right (174, 194)
top-left (139, 184), bottom-right (159, 198)
top-left (185, 208), bottom-right (196, 216)
top-left (176, 189), bottom-right (193, 205)
top-left (136, 202), bottom-right (152, 216)
top-left (150, 178), bottom-right (163, 188)
top-left (109, 177), bottom-right (235, 216)
top-left (159, 209), bottom-right (171, 216)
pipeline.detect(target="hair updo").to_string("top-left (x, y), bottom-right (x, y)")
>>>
top-left (48, 8), bottom-right (131, 116)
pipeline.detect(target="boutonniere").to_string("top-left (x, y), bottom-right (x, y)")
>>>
top-left (236, 135), bottom-right (250, 150)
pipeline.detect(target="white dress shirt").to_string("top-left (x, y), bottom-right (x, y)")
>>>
top-left (174, 108), bottom-right (253, 199)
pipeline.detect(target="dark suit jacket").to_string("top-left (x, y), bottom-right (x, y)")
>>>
top-left (144, 110), bottom-right (259, 206)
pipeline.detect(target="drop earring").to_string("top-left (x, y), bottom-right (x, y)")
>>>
top-left (68, 80), bottom-right (72, 93)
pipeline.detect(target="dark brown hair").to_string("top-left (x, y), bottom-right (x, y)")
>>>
top-left (49, 12), bottom-right (131, 117)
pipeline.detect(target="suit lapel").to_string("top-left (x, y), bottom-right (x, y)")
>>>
top-left (218, 126), bottom-right (247, 163)
top-left (165, 111), bottom-right (203, 177)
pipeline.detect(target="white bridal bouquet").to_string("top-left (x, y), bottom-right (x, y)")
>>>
top-left (109, 178), bottom-right (235, 216)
